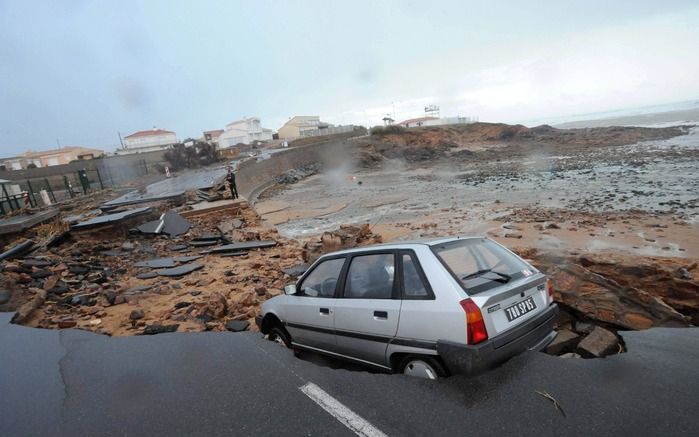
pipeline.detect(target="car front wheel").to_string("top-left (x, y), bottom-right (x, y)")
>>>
top-left (399, 355), bottom-right (448, 379)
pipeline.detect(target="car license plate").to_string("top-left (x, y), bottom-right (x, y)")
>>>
top-left (504, 296), bottom-right (536, 322)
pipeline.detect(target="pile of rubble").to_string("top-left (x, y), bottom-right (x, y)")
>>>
top-left (0, 191), bottom-right (384, 336)
top-left (275, 162), bottom-right (322, 185)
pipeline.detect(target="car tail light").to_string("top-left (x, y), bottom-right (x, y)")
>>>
top-left (546, 278), bottom-right (554, 302)
top-left (460, 298), bottom-right (488, 345)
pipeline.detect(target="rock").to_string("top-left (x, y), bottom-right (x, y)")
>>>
top-left (114, 295), bottom-right (126, 305)
top-left (174, 301), bottom-right (191, 309)
top-left (254, 285), bottom-right (267, 296)
top-left (197, 292), bottom-right (227, 321)
top-left (121, 242), bottom-right (135, 251)
top-left (57, 319), bottom-right (77, 329)
top-left (577, 326), bottom-right (619, 357)
top-left (0, 289), bottom-right (12, 305)
top-left (504, 232), bottom-right (522, 239)
top-left (560, 352), bottom-right (581, 358)
top-left (30, 269), bottom-right (52, 279)
top-left (129, 309), bottom-right (145, 320)
top-left (677, 267), bottom-right (693, 280)
top-left (142, 324), bottom-right (179, 335)
top-left (573, 321), bottom-right (594, 334)
top-left (136, 272), bottom-right (158, 280)
top-left (554, 309), bottom-right (574, 329)
top-left (502, 223), bottom-right (522, 231)
top-left (546, 329), bottom-right (580, 355)
top-left (225, 320), bottom-right (249, 332)
top-left (545, 222), bottom-right (561, 229)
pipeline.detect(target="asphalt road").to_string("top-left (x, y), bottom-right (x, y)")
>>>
top-left (1, 312), bottom-right (698, 436)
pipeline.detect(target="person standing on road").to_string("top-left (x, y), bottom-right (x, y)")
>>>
top-left (227, 168), bottom-right (239, 200)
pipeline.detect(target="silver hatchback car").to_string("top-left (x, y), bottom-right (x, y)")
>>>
top-left (257, 236), bottom-right (558, 378)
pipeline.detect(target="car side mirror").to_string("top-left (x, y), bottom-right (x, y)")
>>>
top-left (284, 284), bottom-right (297, 295)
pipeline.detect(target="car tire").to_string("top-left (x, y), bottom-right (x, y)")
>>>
top-left (267, 325), bottom-right (292, 348)
top-left (399, 355), bottom-right (448, 379)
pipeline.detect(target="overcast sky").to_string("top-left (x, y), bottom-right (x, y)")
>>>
top-left (1, 0), bottom-right (698, 154)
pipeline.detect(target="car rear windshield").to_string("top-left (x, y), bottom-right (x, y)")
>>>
top-left (431, 238), bottom-right (534, 294)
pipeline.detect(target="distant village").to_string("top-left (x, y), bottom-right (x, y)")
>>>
top-left (0, 115), bottom-right (360, 171)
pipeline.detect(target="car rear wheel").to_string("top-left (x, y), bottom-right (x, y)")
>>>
top-left (399, 355), bottom-right (447, 379)
top-left (267, 325), bottom-right (291, 348)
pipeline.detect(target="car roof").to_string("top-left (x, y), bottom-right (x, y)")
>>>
top-left (320, 235), bottom-right (486, 257)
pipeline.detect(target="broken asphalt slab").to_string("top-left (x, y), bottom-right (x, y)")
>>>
top-left (134, 255), bottom-right (203, 269)
top-left (207, 240), bottom-right (277, 254)
top-left (1, 313), bottom-right (698, 436)
top-left (70, 207), bottom-right (152, 230)
top-left (0, 209), bottom-right (59, 236)
top-left (136, 210), bottom-right (191, 237)
top-left (155, 262), bottom-right (204, 277)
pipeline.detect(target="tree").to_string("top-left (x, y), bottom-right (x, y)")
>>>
top-left (164, 140), bottom-right (219, 171)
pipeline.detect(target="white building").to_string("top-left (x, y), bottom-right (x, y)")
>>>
top-left (217, 117), bottom-right (273, 149)
top-left (116, 128), bottom-right (178, 155)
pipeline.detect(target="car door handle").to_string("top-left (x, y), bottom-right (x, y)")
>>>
top-left (319, 307), bottom-right (330, 315)
top-left (373, 310), bottom-right (388, 319)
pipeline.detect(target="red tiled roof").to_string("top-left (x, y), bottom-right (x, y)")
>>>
top-left (124, 129), bottom-right (175, 139)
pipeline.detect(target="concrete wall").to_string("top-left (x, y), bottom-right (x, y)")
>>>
top-left (236, 138), bottom-right (357, 202)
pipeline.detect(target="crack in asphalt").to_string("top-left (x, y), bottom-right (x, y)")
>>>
top-left (57, 330), bottom-right (71, 419)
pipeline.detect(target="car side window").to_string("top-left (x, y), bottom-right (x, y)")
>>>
top-left (299, 258), bottom-right (345, 298)
top-left (401, 253), bottom-right (430, 299)
top-left (344, 253), bottom-right (395, 299)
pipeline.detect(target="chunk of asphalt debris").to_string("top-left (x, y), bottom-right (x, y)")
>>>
top-left (142, 324), bottom-right (180, 335)
top-left (30, 269), bottom-right (52, 279)
top-left (189, 240), bottom-right (220, 247)
top-left (577, 326), bottom-right (619, 357)
top-left (69, 264), bottom-right (90, 274)
top-left (225, 320), bottom-right (249, 332)
top-left (218, 251), bottom-right (249, 258)
top-left (136, 271), bottom-right (159, 280)
top-left (168, 244), bottom-right (189, 251)
top-left (156, 262), bottom-right (204, 277)
top-left (208, 240), bottom-right (277, 254)
top-left (137, 220), bottom-right (161, 234)
top-left (192, 234), bottom-right (222, 241)
top-left (134, 258), bottom-right (178, 269)
top-left (101, 250), bottom-right (127, 257)
top-left (173, 255), bottom-right (204, 263)
top-left (282, 264), bottom-right (310, 277)
top-left (161, 210), bottom-right (191, 237)
top-left (127, 285), bottom-right (152, 293)
top-left (71, 207), bottom-right (152, 230)
top-left (21, 258), bottom-right (53, 268)
top-left (136, 210), bottom-right (191, 237)
top-left (0, 240), bottom-right (35, 261)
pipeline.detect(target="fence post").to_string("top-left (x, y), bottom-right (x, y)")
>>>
top-left (26, 180), bottom-right (37, 207)
top-left (44, 178), bottom-right (57, 203)
top-left (95, 168), bottom-right (104, 190)
top-left (63, 175), bottom-right (74, 198)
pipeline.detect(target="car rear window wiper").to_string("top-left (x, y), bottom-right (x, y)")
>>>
top-left (461, 269), bottom-right (511, 283)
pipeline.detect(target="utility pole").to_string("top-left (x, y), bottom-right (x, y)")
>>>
top-left (56, 138), bottom-right (61, 149)
top-left (118, 132), bottom-right (124, 149)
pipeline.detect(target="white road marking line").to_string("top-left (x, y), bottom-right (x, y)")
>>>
top-left (300, 382), bottom-right (388, 437)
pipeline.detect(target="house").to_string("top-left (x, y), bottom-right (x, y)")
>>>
top-left (115, 128), bottom-right (178, 155)
top-left (277, 116), bottom-right (329, 140)
top-left (397, 116), bottom-right (438, 128)
top-left (202, 129), bottom-right (224, 144)
top-left (217, 117), bottom-right (273, 149)
top-left (0, 146), bottom-right (104, 170)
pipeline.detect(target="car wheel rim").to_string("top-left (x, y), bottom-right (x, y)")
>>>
top-left (403, 360), bottom-right (437, 379)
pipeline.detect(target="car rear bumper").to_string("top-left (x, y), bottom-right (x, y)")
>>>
top-left (437, 303), bottom-right (558, 375)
